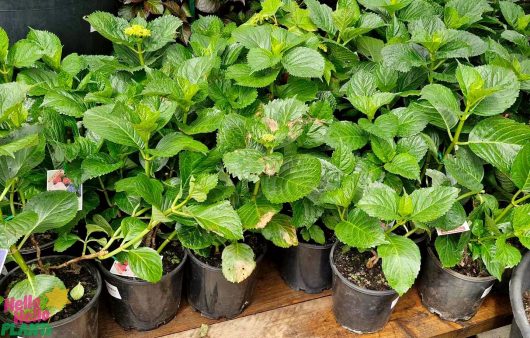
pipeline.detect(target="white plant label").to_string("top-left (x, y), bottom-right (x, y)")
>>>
top-left (390, 297), bottom-right (399, 309)
top-left (105, 280), bottom-right (122, 299)
top-left (481, 285), bottom-right (493, 299)
top-left (110, 260), bottom-right (137, 278)
top-left (436, 221), bottom-right (470, 236)
top-left (0, 248), bottom-right (8, 275)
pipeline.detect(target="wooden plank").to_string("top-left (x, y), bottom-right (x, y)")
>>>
top-left (163, 290), bottom-right (512, 338)
top-left (101, 257), bottom-right (513, 338)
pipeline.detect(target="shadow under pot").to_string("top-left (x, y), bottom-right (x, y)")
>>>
top-left (278, 241), bottom-right (333, 294)
top-left (509, 251), bottom-right (530, 338)
top-left (186, 248), bottom-right (265, 319)
top-left (329, 242), bottom-right (399, 333)
top-left (98, 250), bottom-right (188, 331)
top-left (0, 255), bottom-right (102, 338)
top-left (418, 247), bottom-right (496, 322)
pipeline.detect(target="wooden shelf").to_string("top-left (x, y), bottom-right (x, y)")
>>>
top-left (100, 259), bottom-right (513, 338)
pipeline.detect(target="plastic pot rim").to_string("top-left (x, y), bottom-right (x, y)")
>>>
top-left (294, 240), bottom-right (334, 250)
top-left (186, 246), bottom-right (267, 273)
top-left (19, 240), bottom-right (54, 255)
top-left (509, 251), bottom-right (530, 332)
top-left (0, 255), bottom-right (102, 327)
top-left (329, 241), bottom-right (398, 297)
top-left (426, 247), bottom-right (496, 283)
top-left (98, 250), bottom-right (188, 286)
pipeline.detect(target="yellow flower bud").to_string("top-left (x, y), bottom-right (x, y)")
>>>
top-left (124, 25), bottom-right (151, 38)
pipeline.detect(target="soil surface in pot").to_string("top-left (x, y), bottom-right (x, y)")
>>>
top-left (434, 248), bottom-right (490, 278)
top-left (298, 226), bottom-right (336, 245)
top-left (195, 234), bottom-right (266, 268)
top-left (2, 257), bottom-right (98, 322)
top-left (20, 232), bottom-right (55, 251)
top-left (523, 290), bottom-right (530, 322)
top-left (102, 239), bottom-right (184, 277)
top-left (333, 244), bottom-right (391, 291)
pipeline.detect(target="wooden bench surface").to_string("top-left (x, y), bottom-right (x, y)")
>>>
top-left (100, 259), bottom-right (513, 338)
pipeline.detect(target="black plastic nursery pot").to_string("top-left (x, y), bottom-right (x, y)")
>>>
top-left (186, 248), bottom-right (265, 319)
top-left (418, 247), bottom-right (496, 322)
top-left (278, 241), bottom-right (333, 294)
top-left (0, 255), bottom-right (102, 338)
top-left (509, 251), bottom-right (530, 338)
top-left (19, 239), bottom-right (55, 259)
top-left (98, 251), bottom-right (188, 331)
top-left (329, 242), bottom-right (399, 333)
top-left (0, 0), bottom-right (118, 55)
top-left (4, 240), bottom-right (55, 274)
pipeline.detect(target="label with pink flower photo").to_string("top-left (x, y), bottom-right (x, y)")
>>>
top-left (46, 170), bottom-right (83, 210)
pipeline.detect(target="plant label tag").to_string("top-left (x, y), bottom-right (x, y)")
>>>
top-left (390, 297), bottom-right (399, 309)
top-left (105, 280), bottom-right (122, 299)
top-left (47, 169), bottom-right (83, 211)
top-left (481, 285), bottom-right (493, 299)
top-left (0, 248), bottom-right (8, 275)
top-left (110, 260), bottom-right (137, 278)
top-left (436, 221), bottom-right (470, 236)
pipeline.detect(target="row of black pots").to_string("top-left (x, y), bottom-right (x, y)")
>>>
top-left (2, 242), bottom-right (526, 336)
top-left (0, 248), bottom-right (265, 337)
top-left (331, 244), bottom-right (498, 333)
top-left (277, 237), bottom-right (500, 334)
top-left (99, 247), bottom-right (267, 331)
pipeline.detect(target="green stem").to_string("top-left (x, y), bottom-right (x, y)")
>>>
top-left (9, 185), bottom-right (16, 216)
top-left (101, 227), bottom-right (122, 252)
top-left (10, 245), bottom-right (35, 292)
top-left (142, 151), bottom-right (152, 177)
top-left (137, 43), bottom-right (145, 67)
top-left (494, 192), bottom-right (530, 223)
top-left (101, 224), bottom-right (154, 259)
top-left (404, 228), bottom-right (418, 238)
top-left (443, 115), bottom-right (467, 159)
top-left (98, 177), bottom-right (113, 207)
top-left (173, 210), bottom-right (192, 218)
top-left (157, 229), bottom-right (178, 254)
top-left (337, 207), bottom-right (345, 221)
top-left (252, 180), bottom-right (261, 200)
top-left (19, 190), bottom-right (26, 208)
top-left (102, 207), bottom-right (175, 259)
top-left (385, 220), bottom-right (403, 234)
top-left (456, 190), bottom-right (484, 202)
top-left (133, 207), bottom-right (150, 217)
top-left (173, 195), bottom-right (191, 210)
top-left (82, 237), bottom-right (88, 256)
top-left (1, 64), bottom-right (10, 82)
top-left (0, 182), bottom-right (12, 202)
top-left (472, 233), bottom-right (516, 244)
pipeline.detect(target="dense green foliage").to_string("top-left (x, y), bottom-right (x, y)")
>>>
top-left (0, 0), bottom-right (529, 317)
